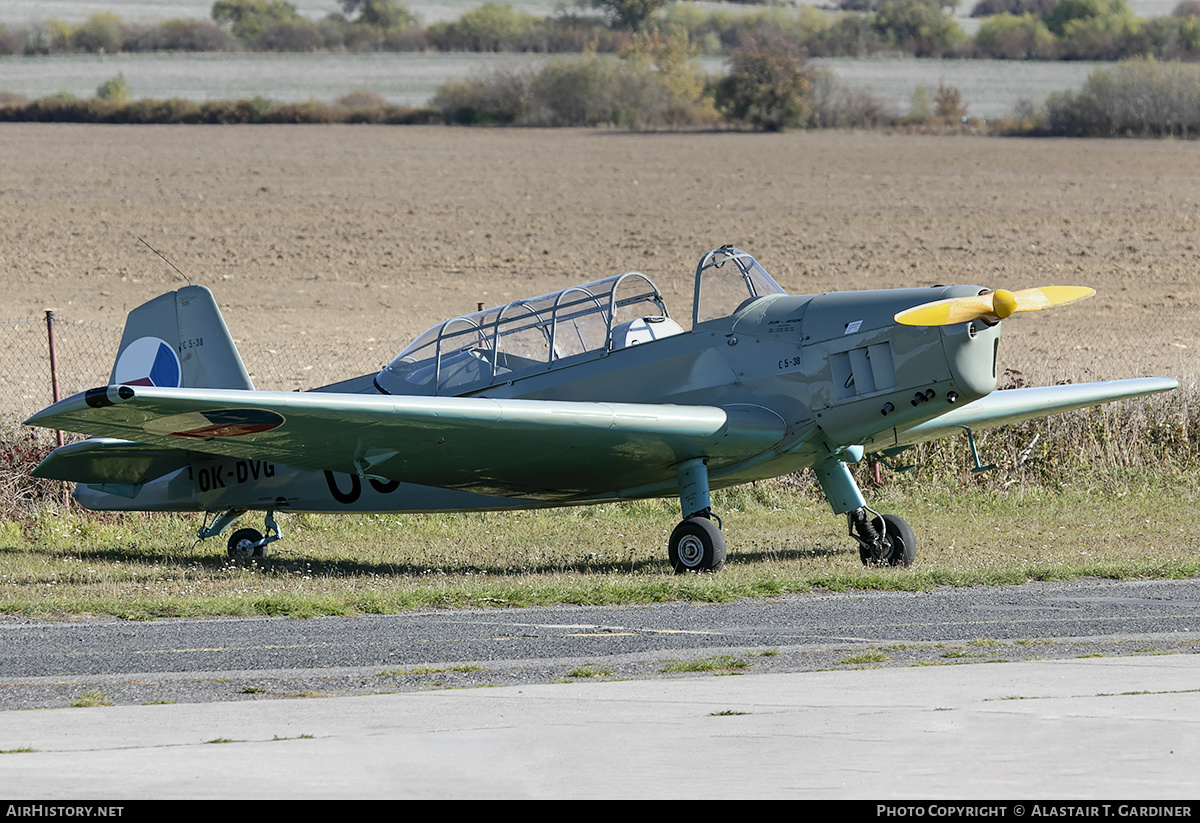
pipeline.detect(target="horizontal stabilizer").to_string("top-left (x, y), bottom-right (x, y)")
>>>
top-left (32, 438), bottom-right (196, 485)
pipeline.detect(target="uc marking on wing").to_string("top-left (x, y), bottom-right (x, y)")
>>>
top-left (323, 471), bottom-right (401, 504)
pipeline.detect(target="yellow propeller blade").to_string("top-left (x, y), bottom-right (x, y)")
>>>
top-left (894, 286), bottom-right (1094, 327)
top-left (1008, 285), bottom-right (1095, 312)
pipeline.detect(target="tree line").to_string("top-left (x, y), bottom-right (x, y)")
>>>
top-left (1, 0), bottom-right (1199, 62)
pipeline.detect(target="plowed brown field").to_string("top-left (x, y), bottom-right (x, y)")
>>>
top-left (4, 124), bottom-right (1197, 405)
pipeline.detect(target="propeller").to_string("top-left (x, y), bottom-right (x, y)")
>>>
top-left (894, 286), bottom-right (1095, 327)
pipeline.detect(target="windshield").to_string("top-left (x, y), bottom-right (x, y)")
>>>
top-left (693, 247), bottom-right (788, 325)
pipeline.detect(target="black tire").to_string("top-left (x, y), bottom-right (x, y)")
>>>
top-left (668, 516), bottom-right (727, 573)
top-left (872, 514), bottom-right (915, 567)
top-left (228, 527), bottom-right (266, 559)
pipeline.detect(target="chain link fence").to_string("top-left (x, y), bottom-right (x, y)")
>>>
top-left (0, 314), bottom-right (404, 423)
top-left (0, 317), bottom-right (113, 423)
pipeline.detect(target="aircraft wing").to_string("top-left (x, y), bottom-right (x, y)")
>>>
top-left (873, 377), bottom-right (1178, 451)
top-left (26, 386), bottom-right (787, 501)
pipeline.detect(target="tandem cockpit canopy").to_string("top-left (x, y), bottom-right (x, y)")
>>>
top-left (373, 247), bottom-right (788, 397)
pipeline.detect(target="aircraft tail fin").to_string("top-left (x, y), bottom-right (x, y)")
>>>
top-left (110, 285), bottom-right (254, 391)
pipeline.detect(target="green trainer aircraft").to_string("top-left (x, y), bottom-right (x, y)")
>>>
top-left (25, 247), bottom-right (1176, 571)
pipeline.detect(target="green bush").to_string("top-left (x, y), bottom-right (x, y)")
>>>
top-left (816, 13), bottom-right (889, 55)
top-left (197, 96), bottom-right (273, 123)
top-left (619, 26), bottom-right (716, 124)
top-left (140, 19), bottom-right (237, 51)
top-left (586, 0), bottom-right (673, 31)
top-left (433, 27), bottom-right (715, 128)
top-left (1138, 14), bottom-right (1200, 60)
top-left (338, 0), bottom-right (418, 30)
top-left (211, 0), bottom-right (300, 40)
top-left (72, 12), bottom-right (124, 52)
top-left (262, 100), bottom-right (343, 122)
top-left (1045, 0), bottom-right (1135, 36)
top-left (433, 69), bottom-right (531, 124)
top-left (1, 97), bottom-right (117, 122)
top-left (117, 97), bottom-right (203, 123)
top-left (873, 0), bottom-right (968, 56)
top-left (660, 5), bottom-right (887, 58)
top-left (427, 3), bottom-right (540, 51)
top-left (973, 12), bottom-right (1056, 57)
top-left (1054, 16), bottom-right (1143, 59)
top-left (970, 0), bottom-right (1055, 17)
top-left (246, 19), bottom-right (325, 51)
top-left (1041, 58), bottom-right (1200, 136)
top-left (96, 73), bottom-right (130, 103)
top-left (715, 37), bottom-right (812, 131)
top-left (24, 19), bottom-right (75, 53)
top-left (524, 54), bottom-right (631, 125)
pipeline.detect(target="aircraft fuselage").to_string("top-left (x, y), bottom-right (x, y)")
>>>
top-left (74, 286), bottom-right (1002, 517)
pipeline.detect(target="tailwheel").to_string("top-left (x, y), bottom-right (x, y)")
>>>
top-left (224, 511), bottom-right (281, 559)
top-left (668, 515), bottom-right (726, 573)
top-left (227, 527), bottom-right (267, 559)
top-left (851, 509), bottom-right (915, 567)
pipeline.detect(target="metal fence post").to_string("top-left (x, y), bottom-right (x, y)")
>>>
top-left (44, 310), bottom-right (63, 447)
top-left (44, 309), bottom-right (68, 508)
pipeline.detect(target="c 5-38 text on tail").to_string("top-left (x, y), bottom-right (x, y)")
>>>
top-left (26, 247), bottom-right (1176, 570)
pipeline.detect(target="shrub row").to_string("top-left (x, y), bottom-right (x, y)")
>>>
top-left (3, 46), bottom-right (1198, 138)
top-left (1, 0), bottom-right (1199, 61)
top-left (970, 9), bottom-right (1200, 60)
top-left (0, 6), bottom-right (630, 56)
top-left (1, 15), bottom-right (238, 54)
top-left (0, 93), bottom-right (441, 125)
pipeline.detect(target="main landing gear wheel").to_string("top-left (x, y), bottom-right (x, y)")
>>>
top-left (856, 513), bottom-right (915, 567)
top-left (227, 527), bottom-right (268, 559)
top-left (669, 516), bottom-right (726, 573)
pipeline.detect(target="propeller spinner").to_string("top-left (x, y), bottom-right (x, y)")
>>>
top-left (894, 286), bottom-right (1095, 327)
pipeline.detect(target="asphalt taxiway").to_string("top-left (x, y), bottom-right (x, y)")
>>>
top-left (2, 579), bottom-right (1199, 798)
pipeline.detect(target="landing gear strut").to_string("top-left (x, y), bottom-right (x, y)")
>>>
top-left (668, 457), bottom-right (726, 572)
top-left (816, 450), bottom-right (916, 567)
